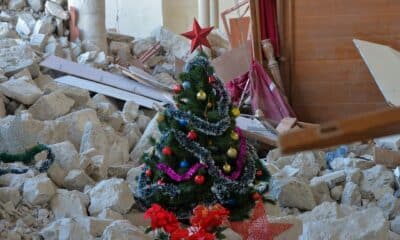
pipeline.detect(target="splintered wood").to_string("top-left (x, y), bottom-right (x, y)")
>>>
top-left (279, 107), bottom-right (400, 154)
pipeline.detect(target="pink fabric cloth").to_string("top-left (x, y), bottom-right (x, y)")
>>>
top-left (226, 61), bottom-right (295, 122)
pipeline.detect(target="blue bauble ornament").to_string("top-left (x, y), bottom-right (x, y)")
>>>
top-left (179, 119), bottom-right (189, 127)
top-left (182, 81), bottom-right (191, 90)
top-left (180, 160), bottom-right (190, 168)
top-left (226, 199), bottom-right (237, 207)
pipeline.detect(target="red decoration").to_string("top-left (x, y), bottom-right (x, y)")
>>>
top-left (173, 84), bottom-right (183, 94)
top-left (145, 169), bottom-right (152, 177)
top-left (256, 170), bottom-right (263, 177)
top-left (192, 204), bottom-right (230, 230)
top-left (187, 130), bottom-right (198, 141)
top-left (230, 200), bottom-right (293, 240)
top-left (157, 179), bottom-right (165, 185)
top-left (208, 75), bottom-right (216, 84)
top-left (252, 193), bottom-right (262, 201)
top-left (181, 18), bottom-right (214, 53)
top-left (162, 147), bottom-right (172, 156)
top-left (194, 175), bottom-right (205, 185)
top-left (144, 204), bottom-right (180, 234)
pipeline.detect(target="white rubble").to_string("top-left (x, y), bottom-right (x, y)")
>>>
top-left (28, 92), bottom-right (75, 120)
top-left (310, 170), bottom-right (346, 188)
top-left (40, 218), bottom-right (94, 240)
top-left (360, 165), bottom-right (394, 200)
top-left (88, 178), bottom-right (134, 215)
top-left (0, 187), bottom-right (21, 206)
top-left (101, 220), bottom-right (151, 240)
top-left (63, 169), bottom-right (95, 191)
top-left (74, 217), bottom-right (112, 237)
top-left (23, 174), bottom-right (56, 205)
top-left (0, 76), bottom-right (43, 105)
top-left (341, 182), bottom-right (361, 206)
top-left (50, 189), bottom-right (89, 219)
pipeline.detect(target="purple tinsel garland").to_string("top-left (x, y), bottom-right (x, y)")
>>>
top-left (157, 162), bottom-right (207, 182)
top-left (156, 127), bottom-right (247, 182)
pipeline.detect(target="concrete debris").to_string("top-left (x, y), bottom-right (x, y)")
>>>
top-left (22, 174), bottom-right (56, 206)
top-left (9, 0), bottom-right (26, 10)
top-left (88, 178), bottom-right (134, 215)
top-left (377, 192), bottom-right (400, 220)
top-left (310, 170), bottom-right (346, 188)
top-left (40, 218), bottom-right (94, 240)
top-left (74, 217), bottom-right (112, 237)
top-left (45, 1), bottom-right (69, 20)
top-left (341, 182), bottom-right (362, 206)
top-left (50, 189), bottom-right (89, 219)
top-left (101, 220), bottom-right (151, 240)
top-left (0, 75), bottom-right (43, 105)
top-left (360, 165), bottom-right (394, 200)
top-left (28, 91), bottom-right (75, 120)
top-left (64, 169), bottom-right (95, 192)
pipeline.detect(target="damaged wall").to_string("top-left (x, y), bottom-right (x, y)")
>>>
top-left (105, 0), bottom-right (163, 38)
top-left (290, 0), bottom-right (394, 122)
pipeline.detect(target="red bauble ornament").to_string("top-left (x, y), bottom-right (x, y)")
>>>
top-left (162, 147), bottom-right (172, 156)
top-left (145, 169), bottom-right (152, 177)
top-left (173, 84), bottom-right (183, 94)
top-left (256, 170), bottom-right (263, 177)
top-left (208, 75), bottom-right (216, 84)
top-left (194, 175), bottom-right (205, 185)
top-left (181, 18), bottom-right (214, 53)
top-left (252, 193), bottom-right (262, 201)
top-left (187, 130), bottom-right (198, 141)
top-left (157, 179), bottom-right (164, 185)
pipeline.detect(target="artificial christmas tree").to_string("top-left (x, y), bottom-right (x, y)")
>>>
top-left (134, 53), bottom-right (270, 221)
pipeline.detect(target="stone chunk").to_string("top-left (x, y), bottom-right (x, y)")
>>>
top-left (378, 192), bottom-right (400, 220)
top-left (101, 220), bottom-right (151, 240)
top-left (40, 218), bottom-right (94, 240)
top-left (0, 76), bottom-right (42, 105)
top-left (27, 0), bottom-right (44, 11)
top-left (96, 208), bottom-right (124, 220)
top-left (391, 216), bottom-right (400, 235)
top-left (301, 207), bottom-right (389, 240)
top-left (50, 189), bottom-right (89, 219)
top-left (122, 101), bottom-right (139, 122)
top-left (270, 177), bottom-right (316, 210)
top-left (310, 181), bottom-right (333, 205)
top-left (88, 178), bottom-right (135, 215)
top-left (23, 174), bottom-right (56, 205)
top-left (0, 187), bottom-right (21, 206)
top-left (33, 16), bottom-right (54, 35)
top-left (64, 169), bottom-right (95, 192)
top-left (16, 12), bottom-right (36, 36)
top-left (8, 0), bottom-right (26, 10)
top-left (299, 202), bottom-right (347, 223)
top-left (341, 182), bottom-right (361, 206)
top-left (45, 1), bottom-right (69, 20)
top-left (361, 165), bottom-right (394, 200)
top-left (310, 170), bottom-right (346, 188)
top-left (74, 217), bottom-right (112, 237)
top-left (30, 33), bottom-right (48, 51)
top-left (29, 92), bottom-right (75, 120)
top-left (330, 185), bottom-right (343, 201)
top-left (291, 152), bottom-right (324, 180)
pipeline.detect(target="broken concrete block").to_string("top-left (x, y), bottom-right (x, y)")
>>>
top-left (45, 1), bottom-right (69, 20)
top-left (101, 220), bottom-right (151, 240)
top-left (341, 182), bottom-right (361, 206)
top-left (23, 174), bottom-right (56, 205)
top-left (377, 192), bottom-right (400, 220)
top-left (270, 177), bottom-right (316, 210)
top-left (126, 166), bottom-right (142, 193)
top-left (299, 202), bottom-right (348, 223)
top-left (130, 113), bottom-right (161, 165)
top-left (47, 141), bottom-right (80, 187)
top-left (310, 170), bottom-right (346, 188)
top-left (34, 74), bottom-right (52, 90)
top-left (55, 108), bottom-right (101, 149)
top-left (85, 155), bottom-right (108, 181)
top-left (136, 113), bottom-right (151, 132)
top-left (80, 121), bottom-right (109, 159)
top-left (33, 16), bottom-right (54, 35)
top-left (64, 169), bottom-right (95, 192)
top-left (310, 181), bottom-right (333, 205)
top-left (361, 165), bottom-right (394, 200)
top-left (0, 39), bottom-right (38, 73)
top-left (45, 42), bottom-right (64, 58)
top-left (0, 22), bottom-right (16, 39)
top-left (291, 152), bottom-right (324, 180)
top-left (301, 207), bottom-right (389, 240)
top-left (50, 189), bottom-right (89, 219)
top-left (8, 0), bottom-right (26, 10)
top-left (30, 33), bottom-right (48, 52)
top-left (151, 26), bottom-right (190, 60)
top-left (375, 135), bottom-right (400, 151)
top-left (345, 168), bottom-right (362, 185)
top-left (0, 187), bottom-right (21, 206)
top-left (88, 178), bottom-right (134, 215)
top-left (16, 12), bottom-right (36, 36)
top-left (77, 51), bottom-right (97, 64)
top-left (391, 216), bottom-right (400, 235)
top-left (109, 136), bottom-right (129, 165)
top-left (40, 218), bottom-right (94, 240)
top-left (0, 76), bottom-right (42, 105)
top-left (122, 101), bottom-right (139, 122)
top-left (97, 208), bottom-right (124, 220)
top-left (94, 51), bottom-right (108, 67)
top-left (29, 92), bottom-right (75, 120)
top-left (27, 0), bottom-right (44, 11)
top-left (0, 97), bottom-right (5, 118)
top-left (74, 217), bottom-right (112, 237)
top-left (132, 37), bottom-right (156, 56)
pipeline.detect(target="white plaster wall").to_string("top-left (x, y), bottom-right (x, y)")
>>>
top-left (106, 0), bottom-right (163, 38)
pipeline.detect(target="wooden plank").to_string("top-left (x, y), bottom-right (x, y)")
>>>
top-left (55, 76), bottom-right (162, 109)
top-left (354, 39), bottom-right (400, 106)
top-left (279, 107), bottom-right (400, 154)
top-left (276, 117), bottom-right (297, 133)
top-left (374, 147), bottom-right (400, 169)
top-left (40, 55), bottom-right (171, 103)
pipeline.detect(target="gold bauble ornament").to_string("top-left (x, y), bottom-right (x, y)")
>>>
top-left (231, 131), bottom-right (239, 141)
top-left (227, 147), bottom-right (238, 158)
top-left (196, 90), bottom-right (207, 101)
top-left (208, 139), bottom-right (213, 145)
top-left (231, 107), bottom-right (240, 118)
top-left (223, 163), bottom-right (232, 173)
top-left (157, 113), bottom-right (165, 122)
top-left (207, 102), bottom-right (213, 108)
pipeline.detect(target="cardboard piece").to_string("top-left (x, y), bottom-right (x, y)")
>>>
top-left (40, 55), bottom-right (172, 103)
top-left (276, 117), bottom-right (297, 134)
top-left (279, 107), bottom-right (400, 154)
top-left (236, 116), bottom-right (278, 146)
top-left (373, 147), bottom-right (400, 169)
top-left (353, 39), bottom-right (400, 106)
top-left (55, 76), bottom-right (163, 109)
top-left (212, 41), bottom-right (252, 82)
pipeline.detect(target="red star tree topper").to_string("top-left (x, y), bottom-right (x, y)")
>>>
top-left (181, 18), bottom-right (214, 53)
top-left (230, 200), bottom-right (293, 240)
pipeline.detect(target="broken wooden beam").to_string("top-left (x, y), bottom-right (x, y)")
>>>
top-left (279, 107), bottom-right (400, 154)
top-left (373, 147), bottom-right (400, 169)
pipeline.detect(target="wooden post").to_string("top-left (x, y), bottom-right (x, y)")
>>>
top-left (249, 0), bottom-right (262, 62)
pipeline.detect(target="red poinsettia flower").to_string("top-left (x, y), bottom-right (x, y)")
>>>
top-left (191, 204), bottom-right (230, 231)
top-left (170, 228), bottom-right (190, 240)
top-left (144, 204), bottom-right (180, 234)
top-left (187, 228), bottom-right (216, 240)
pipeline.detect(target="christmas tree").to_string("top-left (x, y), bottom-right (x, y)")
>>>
top-left (134, 20), bottom-right (270, 221)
